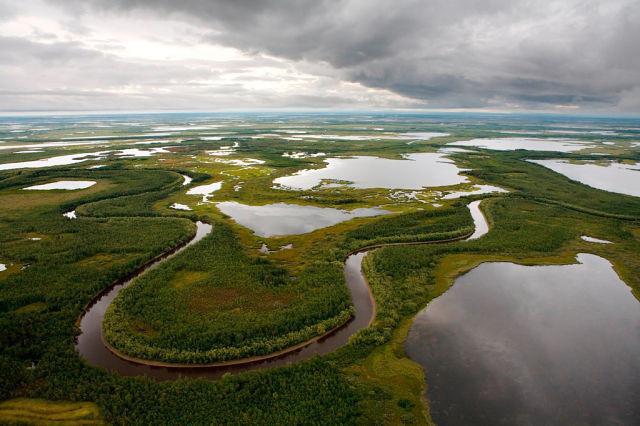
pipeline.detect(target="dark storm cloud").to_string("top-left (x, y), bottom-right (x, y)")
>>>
top-left (0, 31), bottom-right (397, 111)
top-left (51, 0), bottom-right (639, 111)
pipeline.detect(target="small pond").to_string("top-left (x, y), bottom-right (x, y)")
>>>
top-left (23, 180), bottom-right (96, 191)
top-left (581, 235), bottom-right (612, 244)
top-left (181, 174), bottom-right (193, 186)
top-left (216, 201), bottom-right (388, 237)
top-left (186, 182), bottom-right (223, 202)
top-left (170, 203), bottom-right (191, 211)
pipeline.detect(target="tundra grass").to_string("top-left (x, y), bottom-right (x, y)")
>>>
top-left (0, 398), bottom-right (104, 425)
top-left (1, 118), bottom-right (639, 424)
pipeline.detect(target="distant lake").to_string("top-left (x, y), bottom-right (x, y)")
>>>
top-left (529, 159), bottom-right (640, 197)
top-left (216, 201), bottom-right (388, 237)
top-left (450, 138), bottom-right (594, 152)
top-left (406, 254), bottom-right (640, 425)
top-left (273, 153), bottom-right (467, 190)
top-left (0, 148), bottom-right (169, 171)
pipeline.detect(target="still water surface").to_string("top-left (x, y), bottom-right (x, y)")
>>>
top-left (406, 253), bottom-right (640, 425)
top-left (529, 159), bottom-right (640, 197)
top-left (23, 180), bottom-right (96, 190)
top-left (216, 201), bottom-right (388, 237)
top-left (450, 138), bottom-right (593, 152)
top-left (273, 153), bottom-right (467, 190)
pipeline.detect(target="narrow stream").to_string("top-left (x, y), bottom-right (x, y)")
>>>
top-left (466, 200), bottom-right (488, 240)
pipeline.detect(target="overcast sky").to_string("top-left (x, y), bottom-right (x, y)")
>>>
top-left (0, 0), bottom-right (638, 113)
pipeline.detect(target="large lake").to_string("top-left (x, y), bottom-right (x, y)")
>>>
top-left (406, 253), bottom-right (640, 425)
top-left (273, 153), bottom-right (467, 190)
top-left (529, 159), bottom-right (640, 197)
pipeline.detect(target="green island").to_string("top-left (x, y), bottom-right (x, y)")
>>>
top-left (1, 113), bottom-right (639, 424)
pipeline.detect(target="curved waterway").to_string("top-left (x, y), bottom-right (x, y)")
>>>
top-left (77, 201), bottom-right (488, 380)
top-left (76, 225), bottom-right (376, 380)
top-left (466, 200), bottom-right (489, 240)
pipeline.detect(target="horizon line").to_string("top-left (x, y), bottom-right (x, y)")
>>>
top-left (1, 108), bottom-right (639, 120)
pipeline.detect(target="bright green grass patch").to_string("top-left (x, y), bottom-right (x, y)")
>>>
top-left (12, 302), bottom-right (47, 315)
top-left (0, 398), bottom-right (104, 425)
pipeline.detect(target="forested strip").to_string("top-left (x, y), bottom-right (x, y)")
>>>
top-left (104, 221), bottom-right (353, 364)
top-left (338, 205), bottom-right (474, 255)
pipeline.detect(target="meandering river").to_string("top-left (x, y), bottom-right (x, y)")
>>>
top-left (77, 226), bottom-right (380, 380)
top-left (76, 201), bottom-right (485, 380)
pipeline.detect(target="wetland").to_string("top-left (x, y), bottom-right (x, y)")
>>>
top-left (1, 112), bottom-right (639, 425)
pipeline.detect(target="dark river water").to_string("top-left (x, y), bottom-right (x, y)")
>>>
top-left (76, 222), bottom-right (375, 380)
top-left (406, 253), bottom-right (640, 425)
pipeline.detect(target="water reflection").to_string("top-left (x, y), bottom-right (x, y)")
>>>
top-left (450, 138), bottom-right (594, 152)
top-left (465, 201), bottom-right (488, 240)
top-left (529, 159), bottom-right (640, 197)
top-left (274, 153), bottom-right (467, 190)
top-left (443, 184), bottom-right (507, 200)
top-left (23, 180), bottom-right (96, 191)
top-left (406, 253), bottom-right (640, 425)
top-left (216, 201), bottom-right (389, 237)
top-left (186, 182), bottom-right (223, 202)
top-left (170, 203), bottom-right (191, 211)
top-left (181, 174), bottom-right (193, 186)
top-left (581, 235), bottom-right (612, 244)
top-left (0, 148), bottom-right (170, 171)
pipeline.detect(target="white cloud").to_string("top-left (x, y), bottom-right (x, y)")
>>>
top-left (0, 0), bottom-right (638, 112)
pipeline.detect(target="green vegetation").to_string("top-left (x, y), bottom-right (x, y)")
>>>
top-left (104, 222), bottom-right (352, 364)
top-left (457, 150), bottom-right (640, 219)
top-left (345, 320), bottom-right (431, 425)
top-left (0, 115), bottom-right (639, 425)
top-left (339, 205), bottom-right (473, 254)
top-left (0, 398), bottom-right (104, 425)
top-left (350, 196), bottom-right (639, 424)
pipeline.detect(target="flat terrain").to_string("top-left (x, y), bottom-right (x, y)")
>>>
top-left (0, 113), bottom-right (638, 424)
